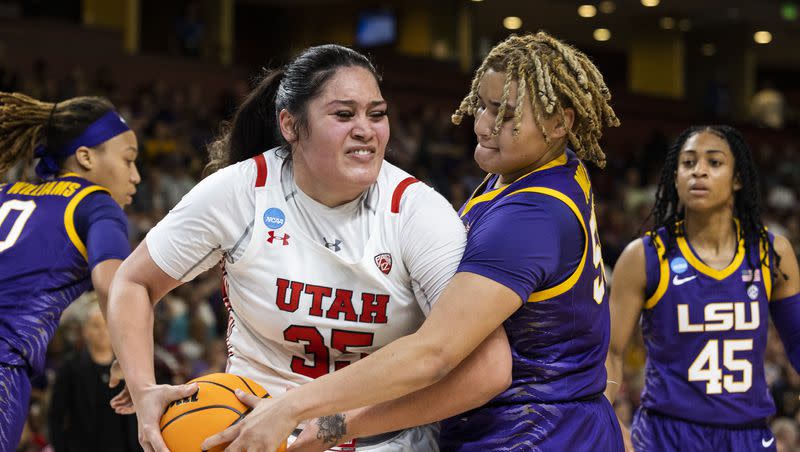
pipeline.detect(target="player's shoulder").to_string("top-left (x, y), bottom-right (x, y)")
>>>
top-left (214, 154), bottom-right (260, 183)
top-left (190, 154), bottom-right (263, 199)
top-left (76, 188), bottom-right (123, 216)
top-left (377, 160), bottom-right (441, 211)
top-left (377, 159), bottom-right (417, 187)
top-left (493, 188), bottom-right (579, 231)
top-left (620, 237), bottom-right (647, 266)
top-left (772, 232), bottom-right (795, 260)
top-left (500, 185), bottom-right (566, 206)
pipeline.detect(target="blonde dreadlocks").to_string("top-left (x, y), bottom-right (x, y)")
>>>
top-left (452, 32), bottom-right (620, 168)
top-left (0, 92), bottom-right (114, 179)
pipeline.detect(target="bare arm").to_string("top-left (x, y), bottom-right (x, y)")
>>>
top-left (291, 327), bottom-right (512, 450)
top-left (91, 258), bottom-right (122, 317)
top-left (768, 234), bottom-right (800, 374)
top-left (771, 234), bottom-right (800, 300)
top-left (107, 240), bottom-right (182, 395)
top-left (287, 272), bottom-right (517, 417)
top-left (107, 239), bottom-right (198, 452)
top-left (604, 239), bottom-right (647, 404)
top-left (349, 326), bottom-right (511, 436)
top-left (203, 272), bottom-right (521, 450)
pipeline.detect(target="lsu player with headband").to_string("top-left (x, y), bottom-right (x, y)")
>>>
top-left (0, 92), bottom-right (140, 449)
top-left (202, 32), bottom-right (624, 452)
top-left (107, 44), bottom-right (513, 452)
top-left (605, 125), bottom-right (800, 451)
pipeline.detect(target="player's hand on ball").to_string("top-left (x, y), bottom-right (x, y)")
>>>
top-left (201, 389), bottom-right (294, 452)
top-left (133, 382), bottom-right (199, 452)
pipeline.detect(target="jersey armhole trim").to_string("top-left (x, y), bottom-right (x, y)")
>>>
top-left (504, 186), bottom-right (588, 303)
top-left (253, 154), bottom-right (268, 187)
top-left (390, 177), bottom-right (419, 213)
top-left (644, 235), bottom-right (669, 309)
top-left (64, 185), bottom-right (111, 261)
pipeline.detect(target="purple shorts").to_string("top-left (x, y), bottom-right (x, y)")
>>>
top-left (632, 407), bottom-right (776, 452)
top-left (0, 365), bottom-right (31, 451)
top-left (440, 396), bottom-right (623, 451)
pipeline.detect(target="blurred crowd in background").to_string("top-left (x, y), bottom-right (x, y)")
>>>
top-left (3, 18), bottom-right (800, 452)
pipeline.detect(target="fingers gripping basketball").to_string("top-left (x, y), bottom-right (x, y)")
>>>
top-left (159, 373), bottom-right (286, 452)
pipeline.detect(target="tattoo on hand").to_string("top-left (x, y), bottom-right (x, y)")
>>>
top-left (316, 413), bottom-right (347, 445)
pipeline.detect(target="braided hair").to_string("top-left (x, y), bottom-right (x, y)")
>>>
top-left (646, 125), bottom-right (781, 280)
top-left (452, 31), bottom-right (619, 167)
top-left (0, 92), bottom-right (114, 180)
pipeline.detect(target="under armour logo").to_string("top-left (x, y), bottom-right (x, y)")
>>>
top-left (267, 230), bottom-right (290, 245)
top-left (323, 237), bottom-right (343, 252)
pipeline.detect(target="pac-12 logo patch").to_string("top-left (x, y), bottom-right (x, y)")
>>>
top-left (374, 253), bottom-right (392, 275)
top-left (263, 207), bottom-right (285, 229)
top-left (670, 257), bottom-right (689, 274)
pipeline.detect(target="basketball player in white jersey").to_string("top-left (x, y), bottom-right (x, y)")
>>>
top-left (107, 44), bottom-right (513, 452)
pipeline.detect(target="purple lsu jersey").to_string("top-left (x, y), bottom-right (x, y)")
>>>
top-left (440, 150), bottom-right (621, 451)
top-left (639, 224), bottom-right (775, 426)
top-left (0, 175), bottom-right (111, 375)
top-left (459, 150), bottom-right (610, 405)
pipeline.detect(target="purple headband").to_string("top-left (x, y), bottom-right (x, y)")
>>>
top-left (34, 110), bottom-right (131, 179)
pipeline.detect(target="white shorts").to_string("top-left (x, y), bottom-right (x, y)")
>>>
top-left (287, 423), bottom-right (440, 451)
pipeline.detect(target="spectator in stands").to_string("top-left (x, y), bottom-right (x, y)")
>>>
top-left (751, 81), bottom-right (786, 130)
top-left (48, 298), bottom-right (140, 451)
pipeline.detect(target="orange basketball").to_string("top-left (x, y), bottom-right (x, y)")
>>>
top-left (160, 372), bottom-right (287, 452)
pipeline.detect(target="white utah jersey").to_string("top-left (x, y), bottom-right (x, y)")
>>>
top-left (225, 151), bottom-right (442, 394)
top-left (144, 148), bottom-right (464, 398)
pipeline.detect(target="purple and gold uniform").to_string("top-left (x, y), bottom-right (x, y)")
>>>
top-left (633, 223), bottom-right (777, 451)
top-left (0, 174), bottom-right (129, 450)
top-left (440, 150), bottom-right (622, 451)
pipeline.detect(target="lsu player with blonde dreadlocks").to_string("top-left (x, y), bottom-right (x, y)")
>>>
top-left (203, 32), bottom-right (622, 452)
top-left (0, 92), bottom-right (139, 449)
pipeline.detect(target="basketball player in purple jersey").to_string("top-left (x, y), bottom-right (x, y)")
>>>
top-left (605, 126), bottom-right (800, 451)
top-left (204, 32), bottom-right (624, 452)
top-left (0, 92), bottom-right (141, 449)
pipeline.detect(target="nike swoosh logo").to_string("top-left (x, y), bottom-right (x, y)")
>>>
top-left (673, 274), bottom-right (697, 286)
top-left (762, 437), bottom-right (775, 447)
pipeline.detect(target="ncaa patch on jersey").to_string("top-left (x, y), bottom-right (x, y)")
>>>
top-left (374, 253), bottom-right (392, 275)
top-left (263, 207), bottom-right (286, 229)
top-left (670, 257), bottom-right (689, 274)
top-left (747, 284), bottom-right (759, 300)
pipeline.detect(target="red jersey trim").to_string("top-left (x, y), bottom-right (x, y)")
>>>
top-left (253, 154), bottom-right (268, 187)
top-left (390, 177), bottom-right (419, 213)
